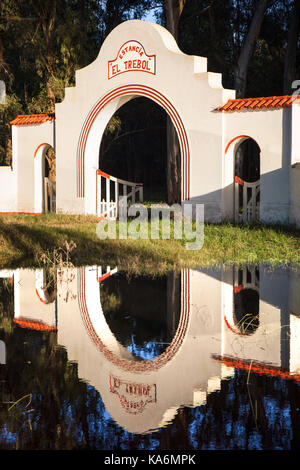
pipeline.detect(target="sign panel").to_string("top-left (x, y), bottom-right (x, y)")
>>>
top-left (108, 40), bottom-right (156, 79)
top-left (109, 374), bottom-right (156, 414)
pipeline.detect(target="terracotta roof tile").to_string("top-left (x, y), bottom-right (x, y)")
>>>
top-left (10, 113), bottom-right (55, 125)
top-left (13, 317), bottom-right (57, 332)
top-left (215, 355), bottom-right (300, 383)
top-left (217, 94), bottom-right (300, 112)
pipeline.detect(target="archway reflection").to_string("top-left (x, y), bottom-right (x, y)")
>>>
top-left (101, 271), bottom-right (181, 360)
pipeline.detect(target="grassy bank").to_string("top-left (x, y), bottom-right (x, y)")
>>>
top-left (0, 213), bottom-right (299, 273)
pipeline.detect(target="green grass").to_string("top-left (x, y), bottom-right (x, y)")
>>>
top-left (0, 213), bottom-right (299, 273)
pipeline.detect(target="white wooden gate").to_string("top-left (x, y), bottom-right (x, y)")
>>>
top-left (44, 177), bottom-right (56, 213)
top-left (234, 265), bottom-right (259, 294)
top-left (234, 176), bottom-right (260, 223)
top-left (96, 170), bottom-right (143, 219)
top-left (97, 265), bottom-right (118, 283)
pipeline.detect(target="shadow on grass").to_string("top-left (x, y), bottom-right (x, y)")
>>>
top-left (0, 219), bottom-right (299, 271)
top-left (0, 222), bottom-right (181, 271)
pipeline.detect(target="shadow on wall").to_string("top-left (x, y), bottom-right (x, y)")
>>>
top-left (188, 164), bottom-right (291, 225)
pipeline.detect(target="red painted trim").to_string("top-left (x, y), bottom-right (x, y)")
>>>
top-left (223, 315), bottom-right (244, 336)
top-left (77, 85), bottom-right (190, 202)
top-left (13, 318), bottom-right (57, 332)
top-left (98, 272), bottom-right (111, 283)
top-left (108, 40), bottom-right (156, 80)
top-left (234, 175), bottom-right (244, 186)
top-left (35, 288), bottom-right (47, 304)
top-left (97, 169), bottom-right (111, 179)
top-left (215, 355), bottom-right (300, 383)
top-left (107, 68), bottom-right (156, 80)
top-left (234, 284), bottom-right (244, 294)
top-left (225, 135), bottom-right (248, 155)
top-left (0, 212), bottom-right (42, 216)
top-left (34, 142), bottom-right (50, 158)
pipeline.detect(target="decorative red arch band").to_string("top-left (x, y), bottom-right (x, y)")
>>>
top-left (77, 267), bottom-right (190, 373)
top-left (224, 135), bottom-right (249, 155)
top-left (34, 142), bottom-right (50, 158)
top-left (225, 134), bottom-right (261, 155)
top-left (77, 85), bottom-right (190, 201)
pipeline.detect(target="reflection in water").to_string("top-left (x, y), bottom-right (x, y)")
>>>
top-left (0, 264), bottom-right (299, 450)
top-left (233, 266), bottom-right (260, 335)
top-left (101, 272), bottom-right (181, 360)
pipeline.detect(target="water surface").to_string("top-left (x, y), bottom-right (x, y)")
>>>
top-left (0, 263), bottom-right (299, 450)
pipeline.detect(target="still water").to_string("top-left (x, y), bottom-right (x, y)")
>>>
top-left (0, 263), bottom-right (299, 450)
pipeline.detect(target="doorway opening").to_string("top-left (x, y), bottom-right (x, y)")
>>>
top-left (234, 138), bottom-right (260, 223)
top-left (97, 96), bottom-right (181, 218)
top-left (44, 146), bottom-right (56, 213)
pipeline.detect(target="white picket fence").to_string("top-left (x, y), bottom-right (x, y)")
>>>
top-left (234, 176), bottom-right (260, 223)
top-left (96, 170), bottom-right (143, 219)
top-left (234, 265), bottom-right (259, 293)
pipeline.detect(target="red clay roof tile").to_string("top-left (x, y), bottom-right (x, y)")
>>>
top-left (217, 94), bottom-right (300, 112)
top-left (10, 113), bottom-right (55, 125)
top-left (13, 317), bottom-right (57, 332)
top-left (215, 355), bottom-right (300, 383)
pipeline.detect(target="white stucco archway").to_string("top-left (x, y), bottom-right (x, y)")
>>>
top-left (78, 85), bottom-right (190, 215)
top-left (54, 19), bottom-right (233, 218)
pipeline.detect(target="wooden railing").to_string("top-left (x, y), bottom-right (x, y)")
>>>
top-left (234, 176), bottom-right (260, 223)
top-left (96, 169), bottom-right (143, 219)
top-left (44, 177), bottom-right (56, 213)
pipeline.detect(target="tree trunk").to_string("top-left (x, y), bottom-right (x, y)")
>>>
top-left (166, 116), bottom-right (181, 203)
top-left (234, 0), bottom-right (269, 98)
top-left (283, 0), bottom-right (300, 94)
top-left (164, 0), bottom-right (186, 41)
top-left (164, 1), bottom-right (185, 203)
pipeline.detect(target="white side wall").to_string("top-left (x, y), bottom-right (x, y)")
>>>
top-left (222, 108), bottom-right (291, 224)
top-left (14, 269), bottom-right (56, 327)
top-left (14, 121), bottom-right (54, 213)
top-left (0, 126), bottom-right (18, 212)
top-left (291, 101), bottom-right (300, 165)
top-left (290, 102), bottom-right (300, 226)
top-left (290, 165), bottom-right (300, 226)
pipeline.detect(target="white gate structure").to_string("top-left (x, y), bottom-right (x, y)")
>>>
top-left (5, 20), bottom-right (300, 226)
top-left (234, 176), bottom-right (260, 223)
top-left (96, 170), bottom-right (143, 219)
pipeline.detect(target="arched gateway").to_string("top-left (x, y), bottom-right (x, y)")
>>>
top-left (4, 20), bottom-right (300, 225)
top-left (55, 19), bottom-right (227, 219)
